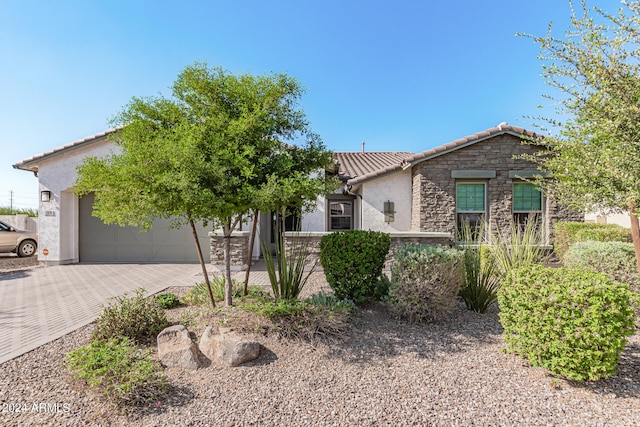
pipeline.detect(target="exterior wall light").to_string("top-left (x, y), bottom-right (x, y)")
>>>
top-left (40, 190), bottom-right (51, 202)
top-left (384, 200), bottom-right (395, 223)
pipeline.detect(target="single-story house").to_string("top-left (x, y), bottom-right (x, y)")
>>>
top-left (301, 122), bottom-right (582, 239)
top-left (13, 122), bottom-right (582, 266)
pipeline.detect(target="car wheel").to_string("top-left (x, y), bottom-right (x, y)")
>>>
top-left (17, 240), bottom-right (37, 257)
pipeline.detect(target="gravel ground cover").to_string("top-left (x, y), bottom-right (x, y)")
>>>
top-left (1, 269), bottom-right (639, 426)
top-left (0, 254), bottom-right (40, 274)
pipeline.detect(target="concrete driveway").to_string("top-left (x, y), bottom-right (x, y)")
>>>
top-left (0, 263), bottom-right (206, 364)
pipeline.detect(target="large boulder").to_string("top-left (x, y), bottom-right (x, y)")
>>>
top-left (157, 325), bottom-right (201, 370)
top-left (200, 326), bottom-right (260, 367)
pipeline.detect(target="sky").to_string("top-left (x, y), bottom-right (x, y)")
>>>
top-left (0, 1), bottom-right (621, 210)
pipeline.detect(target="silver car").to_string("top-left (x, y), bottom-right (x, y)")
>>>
top-left (0, 220), bottom-right (38, 257)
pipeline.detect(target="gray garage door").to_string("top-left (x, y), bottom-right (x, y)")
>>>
top-left (79, 194), bottom-right (211, 263)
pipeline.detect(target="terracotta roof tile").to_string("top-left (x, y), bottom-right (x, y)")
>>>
top-left (334, 151), bottom-right (412, 182)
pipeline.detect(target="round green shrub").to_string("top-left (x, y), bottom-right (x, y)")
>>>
top-left (155, 293), bottom-right (181, 309)
top-left (499, 265), bottom-right (637, 381)
top-left (387, 244), bottom-right (464, 322)
top-left (319, 230), bottom-right (391, 304)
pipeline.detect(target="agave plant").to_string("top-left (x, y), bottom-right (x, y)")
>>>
top-left (457, 221), bottom-right (500, 313)
top-left (260, 230), bottom-right (316, 301)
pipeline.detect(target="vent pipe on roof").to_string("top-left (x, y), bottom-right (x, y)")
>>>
top-left (362, 141), bottom-right (365, 153)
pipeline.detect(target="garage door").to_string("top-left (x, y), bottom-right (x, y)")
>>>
top-left (79, 194), bottom-right (211, 263)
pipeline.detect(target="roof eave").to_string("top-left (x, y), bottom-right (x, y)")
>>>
top-left (405, 128), bottom-right (538, 168)
top-left (346, 164), bottom-right (405, 186)
top-left (13, 127), bottom-right (122, 173)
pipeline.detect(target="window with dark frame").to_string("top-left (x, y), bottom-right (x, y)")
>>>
top-left (456, 182), bottom-right (486, 237)
top-left (513, 182), bottom-right (543, 229)
top-left (328, 199), bottom-right (353, 230)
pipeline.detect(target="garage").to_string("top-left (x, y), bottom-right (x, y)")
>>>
top-left (79, 193), bottom-right (211, 263)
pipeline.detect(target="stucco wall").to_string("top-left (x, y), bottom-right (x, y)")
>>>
top-left (360, 169), bottom-right (412, 232)
top-left (585, 211), bottom-right (631, 228)
top-left (36, 139), bottom-right (119, 264)
top-left (301, 195), bottom-right (326, 231)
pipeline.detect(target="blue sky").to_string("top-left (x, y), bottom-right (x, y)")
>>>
top-left (0, 1), bottom-right (618, 209)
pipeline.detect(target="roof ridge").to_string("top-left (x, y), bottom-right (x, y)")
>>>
top-left (345, 123), bottom-right (540, 185)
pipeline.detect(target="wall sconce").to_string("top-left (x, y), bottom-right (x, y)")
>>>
top-left (40, 191), bottom-right (51, 202)
top-left (383, 200), bottom-right (395, 223)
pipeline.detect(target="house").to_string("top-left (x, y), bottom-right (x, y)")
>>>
top-left (14, 122), bottom-right (582, 266)
top-left (13, 129), bottom-right (212, 265)
top-left (300, 123), bottom-right (582, 241)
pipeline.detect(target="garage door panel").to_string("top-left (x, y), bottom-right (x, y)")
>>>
top-left (79, 194), bottom-right (211, 263)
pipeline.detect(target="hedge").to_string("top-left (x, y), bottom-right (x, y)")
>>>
top-left (554, 222), bottom-right (631, 261)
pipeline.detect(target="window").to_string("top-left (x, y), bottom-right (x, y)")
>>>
top-left (456, 183), bottom-right (486, 236)
top-left (328, 199), bottom-right (353, 230)
top-left (513, 183), bottom-right (542, 228)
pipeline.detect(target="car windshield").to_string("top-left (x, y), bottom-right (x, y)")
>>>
top-left (0, 221), bottom-right (11, 231)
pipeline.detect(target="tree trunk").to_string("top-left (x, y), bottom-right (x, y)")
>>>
top-left (628, 201), bottom-right (640, 275)
top-left (189, 219), bottom-right (215, 309)
top-left (243, 209), bottom-right (259, 296)
top-left (223, 222), bottom-right (233, 307)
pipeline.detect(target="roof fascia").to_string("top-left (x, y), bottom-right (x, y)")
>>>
top-left (404, 129), bottom-right (526, 169)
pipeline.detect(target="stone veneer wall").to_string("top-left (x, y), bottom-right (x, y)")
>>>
top-left (283, 231), bottom-right (453, 267)
top-left (209, 231), bottom-right (250, 271)
top-left (411, 133), bottom-right (583, 244)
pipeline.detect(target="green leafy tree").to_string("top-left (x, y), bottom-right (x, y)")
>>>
top-left (522, 1), bottom-right (640, 272)
top-left (75, 62), bottom-right (334, 306)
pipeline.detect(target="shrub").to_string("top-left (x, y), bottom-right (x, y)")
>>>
top-left (240, 297), bottom-right (353, 341)
top-left (155, 293), bottom-right (181, 309)
top-left (498, 265), bottom-right (636, 381)
top-left (319, 230), bottom-right (391, 304)
top-left (457, 221), bottom-right (499, 313)
top-left (564, 240), bottom-right (640, 294)
top-left (554, 222), bottom-right (632, 261)
top-left (387, 244), bottom-right (464, 322)
top-left (182, 276), bottom-right (246, 305)
top-left (489, 218), bottom-right (549, 281)
top-left (307, 292), bottom-right (356, 313)
top-left (93, 288), bottom-right (168, 345)
top-left (262, 231), bottom-right (315, 301)
top-left (66, 337), bottom-right (169, 407)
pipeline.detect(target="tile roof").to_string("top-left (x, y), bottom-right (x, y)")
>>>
top-left (14, 122), bottom-right (540, 186)
top-left (341, 123), bottom-right (540, 185)
top-left (401, 122), bottom-right (539, 165)
top-left (13, 127), bottom-right (122, 173)
top-left (334, 151), bottom-right (412, 182)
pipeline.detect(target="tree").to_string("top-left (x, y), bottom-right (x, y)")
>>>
top-left (522, 0), bottom-right (640, 273)
top-left (75, 62), bottom-right (335, 306)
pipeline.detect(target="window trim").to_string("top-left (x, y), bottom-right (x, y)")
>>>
top-left (326, 195), bottom-right (355, 231)
top-left (511, 180), bottom-right (546, 230)
top-left (455, 181), bottom-right (487, 235)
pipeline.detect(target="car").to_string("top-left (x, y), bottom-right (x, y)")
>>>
top-left (0, 220), bottom-right (38, 257)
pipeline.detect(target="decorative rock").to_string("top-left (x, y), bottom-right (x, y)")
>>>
top-left (157, 325), bottom-right (201, 369)
top-left (200, 326), bottom-right (260, 367)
